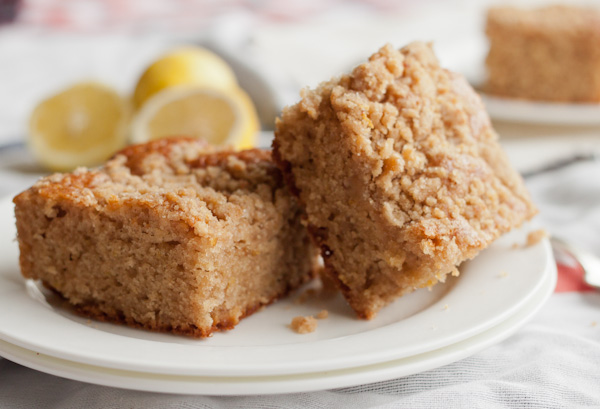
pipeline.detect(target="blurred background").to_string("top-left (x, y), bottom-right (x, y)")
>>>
top-left (1, 0), bottom-right (491, 152)
top-left (1, 0), bottom-right (599, 143)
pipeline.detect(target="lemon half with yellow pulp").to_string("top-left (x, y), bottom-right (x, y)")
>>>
top-left (131, 47), bottom-right (259, 149)
top-left (29, 82), bottom-right (129, 172)
top-left (130, 86), bottom-right (259, 149)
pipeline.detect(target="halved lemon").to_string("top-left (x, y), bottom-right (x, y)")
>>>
top-left (29, 82), bottom-right (130, 172)
top-left (130, 86), bottom-right (259, 149)
top-left (133, 47), bottom-right (238, 110)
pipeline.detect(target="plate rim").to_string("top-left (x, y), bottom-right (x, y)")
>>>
top-left (479, 91), bottom-right (600, 126)
top-left (0, 262), bottom-right (557, 395)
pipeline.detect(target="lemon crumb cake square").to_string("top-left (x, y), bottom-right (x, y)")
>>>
top-left (14, 137), bottom-right (316, 337)
top-left (274, 42), bottom-right (536, 319)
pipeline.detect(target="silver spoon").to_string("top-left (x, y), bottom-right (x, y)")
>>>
top-left (550, 237), bottom-right (600, 289)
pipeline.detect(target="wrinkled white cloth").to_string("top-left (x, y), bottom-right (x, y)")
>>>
top-left (2, 2), bottom-right (600, 407)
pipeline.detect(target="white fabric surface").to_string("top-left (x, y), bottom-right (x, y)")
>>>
top-left (2, 2), bottom-right (600, 407)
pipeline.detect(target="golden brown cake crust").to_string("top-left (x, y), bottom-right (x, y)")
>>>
top-left (274, 42), bottom-right (537, 319)
top-left (15, 136), bottom-right (317, 338)
top-left (118, 136), bottom-right (273, 175)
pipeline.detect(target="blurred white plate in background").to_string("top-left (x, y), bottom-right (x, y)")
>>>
top-left (478, 93), bottom-right (600, 126)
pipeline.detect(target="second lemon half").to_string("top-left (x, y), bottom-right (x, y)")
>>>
top-left (130, 86), bottom-right (259, 149)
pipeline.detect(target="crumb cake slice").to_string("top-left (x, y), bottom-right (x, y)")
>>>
top-left (14, 137), bottom-right (317, 337)
top-left (485, 5), bottom-right (600, 102)
top-left (273, 42), bottom-right (537, 319)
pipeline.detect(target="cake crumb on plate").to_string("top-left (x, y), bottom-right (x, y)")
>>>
top-left (316, 310), bottom-right (329, 319)
top-left (526, 229), bottom-right (549, 247)
top-left (511, 229), bottom-right (548, 249)
top-left (290, 315), bottom-right (318, 334)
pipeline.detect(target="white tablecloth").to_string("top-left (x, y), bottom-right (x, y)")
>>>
top-left (1, 1), bottom-right (600, 407)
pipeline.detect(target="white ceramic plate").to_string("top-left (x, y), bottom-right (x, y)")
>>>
top-left (0, 196), bottom-right (554, 377)
top-left (478, 93), bottom-right (600, 126)
top-left (0, 262), bottom-right (556, 395)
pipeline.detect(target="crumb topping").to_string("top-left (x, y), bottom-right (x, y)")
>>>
top-left (27, 137), bottom-right (285, 239)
